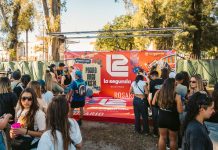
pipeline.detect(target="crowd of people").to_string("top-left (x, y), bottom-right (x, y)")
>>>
top-left (130, 68), bottom-right (218, 150)
top-left (0, 62), bottom-right (217, 150)
top-left (0, 63), bottom-right (84, 150)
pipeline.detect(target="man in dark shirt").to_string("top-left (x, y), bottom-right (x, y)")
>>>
top-left (183, 120), bottom-right (213, 150)
top-left (149, 71), bottom-right (164, 137)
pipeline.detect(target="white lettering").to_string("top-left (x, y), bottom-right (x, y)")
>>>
top-left (106, 54), bottom-right (128, 77)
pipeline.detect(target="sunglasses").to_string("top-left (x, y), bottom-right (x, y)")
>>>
top-left (21, 96), bottom-right (32, 101)
top-left (190, 80), bottom-right (197, 83)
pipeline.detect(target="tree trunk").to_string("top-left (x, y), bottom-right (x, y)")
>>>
top-left (8, 2), bottom-right (21, 61)
top-left (191, 0), bottom-right (203, 59)
top-left (41, 0), bottom-right (62, 61)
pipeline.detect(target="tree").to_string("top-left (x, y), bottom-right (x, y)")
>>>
top-left (0, 0), bottom-right (35, 60)
top-left (95, 15), bottom-right (136, 51)
top-left (40, 0), bottom-right (66, 61)
top-left (174, 0), bottom-right (218, 58)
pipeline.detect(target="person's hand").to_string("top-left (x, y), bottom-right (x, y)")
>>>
top-left (10, 129), bottom-right (17, 139)
top-left (4, 114), bottom-right (12, 120)
top-left (11, 128), bottom-right (27, 136)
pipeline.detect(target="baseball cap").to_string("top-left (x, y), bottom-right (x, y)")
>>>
top-left (75, 70), bottom-right (82, 78)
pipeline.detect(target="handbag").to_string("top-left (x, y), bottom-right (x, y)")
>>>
top-left (11, 135), bottom-right (39, 150)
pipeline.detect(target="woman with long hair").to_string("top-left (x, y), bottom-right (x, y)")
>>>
top-left (188, 74), bottom-right (204, 97)
top-left (47, 65), bottom-right (64, 95)
top-left (10, 88), bottom-right (46, 149)
top-left (129, 74), bottom-right (149, 134)
top-left (27, 81), bottom-right (47, 112)
top-left (152, 78), bottom-right (183, 150)
top-left (182, 92), bottom-right (214, 150)
top-left (0, 77), bottom-right (18, 121)
top-left (45, 70), bottom-right (53, 92)
top-left (37, 96), bottom-right (82, 150)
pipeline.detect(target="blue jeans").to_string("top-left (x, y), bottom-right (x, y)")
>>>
top-left (133, 97), bottom-right (149, 133)
top-left (0, 132), bottom-right (6, 150)
top-left (151, 106), bottom-right (159, 135)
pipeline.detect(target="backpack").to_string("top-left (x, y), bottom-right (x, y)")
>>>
top-left (75, 80), bottom-right (86, 97)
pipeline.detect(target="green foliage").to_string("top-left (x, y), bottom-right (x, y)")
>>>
top-left (98, 0), bottom-right (218, 58)
top-left (95, 15), bottom-right (136, 51)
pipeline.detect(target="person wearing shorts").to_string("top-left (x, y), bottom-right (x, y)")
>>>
top-left (68, 70), bottom-right (86, 126)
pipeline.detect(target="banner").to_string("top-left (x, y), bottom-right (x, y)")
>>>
top-left (66, 50), bottom-right (176, 98)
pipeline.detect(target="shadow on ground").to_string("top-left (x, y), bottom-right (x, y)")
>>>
top-left (80, 121), bottom-right (158, 150)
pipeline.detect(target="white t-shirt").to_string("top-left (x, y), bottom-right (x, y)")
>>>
top-left (42, 91), bottom-right (54, 105)
top-left (37, 118), bottom-right (82, 150)
top-left (131, 80), bottom-right (146, 94)
top-left (17, 109), bottom-right (46, 131)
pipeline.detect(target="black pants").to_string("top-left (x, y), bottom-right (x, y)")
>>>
top-left (151, 106), bottom-right (159, 135)
top-left (133, 96), bottom-right (149, 133)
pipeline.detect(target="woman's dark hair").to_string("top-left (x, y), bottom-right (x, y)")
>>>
top-left (46, 96), bottom-right (71, 150)
top-left (180, 71), bottom-right (190, 88)
top-left (157, 78), bottom-right (176, 108)
top-left (183, 92), bottom-right (213, 134)
top-left (212, 83), bottom-right (218, 112)
top-left (19, 88), bottom-right (39, 129)
top-left (49, 64), bottom-right (56, 73)
top-left (135, 74), bottom-right (144, 84)
top-left (21, 74), bottom-right (31, 88)
top-left (161, 68), bottom-right (169, 80)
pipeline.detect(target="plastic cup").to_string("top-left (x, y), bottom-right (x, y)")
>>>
top-left (11, 123), bottom-right (21, 129)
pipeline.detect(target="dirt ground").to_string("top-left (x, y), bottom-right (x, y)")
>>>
top-left (80, 121), bottom-right (158, 150)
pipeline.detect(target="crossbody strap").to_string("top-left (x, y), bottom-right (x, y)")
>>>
top-left (136, 83), bottom-right (145, 94)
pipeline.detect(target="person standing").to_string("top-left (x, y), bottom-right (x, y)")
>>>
top-left (0, 77), bottom-right (18, 121)
top-left (182, 92), bottom-right (214, 150)
top-left (152, 78), bottom-right (183, 150)
top-left (130, 74), bottom-right (149, 135)
top-left (11, 71), bottom-right (22, 90)
top-left (68, 70), bottom-right (86, 126)
top-left (149, 71), bottom-right (164, 137)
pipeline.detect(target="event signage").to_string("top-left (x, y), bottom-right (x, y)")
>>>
top-left (65, 50), bottom-right (175, 98)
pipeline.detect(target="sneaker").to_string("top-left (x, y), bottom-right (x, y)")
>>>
top-left (77, 119), bottom-right (82, 126)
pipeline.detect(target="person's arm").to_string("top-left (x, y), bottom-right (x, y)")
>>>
top-left (61, 76), bottom-right (66, 87)
top-left (175, 94), bottom-right (183, 113)
top-left (0, 114), bottom-right (12, 129)
top-left (129, 86), bottom-right (134, 94)
top-left (143, 84), bottom-right (149, 95)
top-left (152, 90), bottom-right (159, 106)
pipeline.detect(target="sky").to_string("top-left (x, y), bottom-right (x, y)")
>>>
top-left (61, 0), bottom-right (126, 51)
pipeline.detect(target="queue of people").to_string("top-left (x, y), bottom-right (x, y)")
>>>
top-left (130, 68), bottom-right (218, 150)
top-left (0, 63), bottom-right (84, 150)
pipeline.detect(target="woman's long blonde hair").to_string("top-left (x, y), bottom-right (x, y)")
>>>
top-left (190, 74), bottom-right (204, 92)
top-left (0, 77), bottom-right (11, 94)
top-left (45, 70), bottom-right (53, 91)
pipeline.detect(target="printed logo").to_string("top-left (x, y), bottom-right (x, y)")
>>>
top-left (106, 54), bottom-right (128, 77)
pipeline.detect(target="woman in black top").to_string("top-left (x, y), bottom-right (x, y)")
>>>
top-left (152, 78), bottom-right (183, 150)
top-left (61, 67), bottom-right (72, 94)
top-left (182, 92), bottom-right (215, 150)
top-left (0, 77), bottom-right (17, 121)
